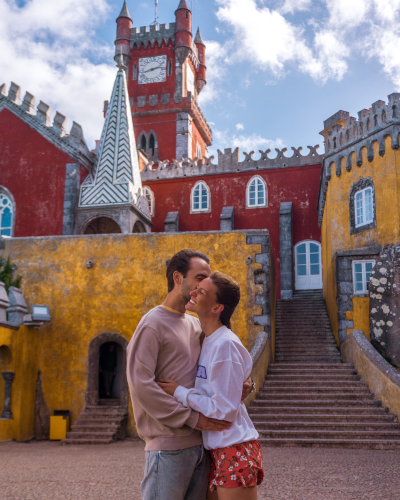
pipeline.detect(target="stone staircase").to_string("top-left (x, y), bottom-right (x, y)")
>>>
top-left (62, 401), bottom-right (128, 445)
top-left (249, 290), bottom-right (400, 448)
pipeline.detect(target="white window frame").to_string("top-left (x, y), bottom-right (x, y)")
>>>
top-left (355, 187), bottom-right (373, 228)
top-left (246, 175), bottom-right (267, 209)
top-left (143, 186), bottom-right (155, 217)
top-left (0, 188), bottom-right (15, 238)
top-left (352, 260), bottom-right (375, 295)
top-left (191, 181), bottom-right (211, 213)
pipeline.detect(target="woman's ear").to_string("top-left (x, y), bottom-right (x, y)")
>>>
top-left (212, 304), bottom-right (224, 315)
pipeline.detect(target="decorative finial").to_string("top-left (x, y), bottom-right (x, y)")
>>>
top-left (151, 0), bottom-right (159, 27)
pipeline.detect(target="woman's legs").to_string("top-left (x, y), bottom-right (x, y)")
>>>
top-left (207, 489), bottom-right (219, 500)
top-left (215, 486), bottom-right (257, 500)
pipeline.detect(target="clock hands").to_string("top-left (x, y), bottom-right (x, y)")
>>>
top-left (143, 65), bottom-right (163, 74)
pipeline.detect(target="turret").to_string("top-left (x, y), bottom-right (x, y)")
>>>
top-left (174, 0), bottom-right (192, 64)
top-left (115, 1), bottom-right (132, 67)
top-left (194, 28), bottom-right (206, 95)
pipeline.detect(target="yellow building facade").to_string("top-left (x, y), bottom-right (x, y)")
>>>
top-left (318, 96), bottom-right (400, 345)
top-left (0, 230), bottom-right (275, 442)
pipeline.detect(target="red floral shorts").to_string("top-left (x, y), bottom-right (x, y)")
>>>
top-left (209, 439), bottom-right (264, 491)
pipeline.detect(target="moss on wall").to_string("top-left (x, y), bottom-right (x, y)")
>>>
top-left (0, 231), bottom-right (267, 440)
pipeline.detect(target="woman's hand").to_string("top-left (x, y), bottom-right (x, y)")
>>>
top-left (157, 379), bottom-right (179, 396)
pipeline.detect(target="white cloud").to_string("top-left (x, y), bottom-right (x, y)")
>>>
top-left (198, 40), bottom-right (229, 105)
top-left (0, 0), bottom-right (116, 148)
top-left (326, 0), bottom-right (370, 28)
top-left (280, 0), bottom-right (312, 14)
top-left (236, 123), bottom-right (244, 130)
top-left (209, 128), bottom-right (285, 159)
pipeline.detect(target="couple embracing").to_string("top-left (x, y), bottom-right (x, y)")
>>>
top-left (127, 249), bottom-right (264, 500)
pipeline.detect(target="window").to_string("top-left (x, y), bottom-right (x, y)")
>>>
top-left (353, 260), bottom-right (375, 294)
top-left (191, 181), bottom-right (210, 213)
top-left (349, 177), bottom-right (376, 235)
top-left (0, 192), bottom-right (13, 237)
top-left (196, 143), bottom-right (202, 159)
top-left (246, 176), bottom-right (267, 208)
top-left (149, 134), bottom-right (155, 156)
top-left (143, 186), bottom-right (154, 217)
top-left (140, 135), bottom-right (147, 151)
top-left (168, 59), bottom-right (173, 76)
top-left (355, 187), bottom-right (373, 227)
top-left (132, 63), bottom-right (137, 81)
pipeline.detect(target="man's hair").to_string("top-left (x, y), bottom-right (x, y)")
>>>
top-left (166, 249), bottom-right (210, 292)
top-left (210, 271), bottom-right (241, 329)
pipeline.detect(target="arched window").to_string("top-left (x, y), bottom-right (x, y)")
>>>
top-left (191, 181), bottom-right (210, 213)
top-left (140, 135), bottom-right (147, 151)
top-left (246, 176), bottom-right (267, 208)
top-left (149, 134), bottom-right (155, 156)
top-left (143, 186), bottom-right (154, 217)
top-left (0, 191), bottom-right (14, 237)
top-left (196, 143), bottom-right (202, 159)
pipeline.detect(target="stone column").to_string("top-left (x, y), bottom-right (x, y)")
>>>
top-left (164, 212), bottom-right (179, 233)
top-left (280, 202), bottom-right (293, 300)
top-left (220, 207), bottom-right (234, 231)
top-left (62, 163), bottom-right (80, 236)
top-left (1, 372), bottom-right (15, 419)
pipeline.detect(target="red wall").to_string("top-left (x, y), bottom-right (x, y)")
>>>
top-left (0, 109), bottom-right (75, 237)
top-left (144, 164), bottom-right (322, 298)
top-left (133, 112), bottom-right (177, 162)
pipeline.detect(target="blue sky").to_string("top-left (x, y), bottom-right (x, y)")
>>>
top-left (1, 0), bottom-right (400, 159)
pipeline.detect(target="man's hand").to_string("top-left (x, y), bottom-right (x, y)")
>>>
top-left (195, 413), bottom-right (233, 432)
top-left (157, 379), bottom-right (179, 396)
top-left (241, 377), bottom-right (252, 401)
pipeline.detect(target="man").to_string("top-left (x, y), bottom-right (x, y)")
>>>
top-left (127, 249), bottom-right (252, 500)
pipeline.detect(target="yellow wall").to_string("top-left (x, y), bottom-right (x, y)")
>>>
top-left (322, 137), bottom-right (400, 342)
top-left (0, 231), bottom-right (271, 440)
top-left (346, 297), bottom-right (370, 340)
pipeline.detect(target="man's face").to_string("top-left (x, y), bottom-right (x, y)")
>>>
top-left (180, 257), bottom-right (211, 303)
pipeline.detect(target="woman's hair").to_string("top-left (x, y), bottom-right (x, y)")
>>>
top-left (210, 271), bottom-right (241, 329)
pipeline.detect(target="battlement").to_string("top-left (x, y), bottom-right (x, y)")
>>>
top-left (323, 93), bottom-right (400, 157)
top-left (130, 23), bottom-right (176, 50)
top-left (141, 145), bottom-right (323, 182)
top-left (0, 82), bottom-right (94, 169)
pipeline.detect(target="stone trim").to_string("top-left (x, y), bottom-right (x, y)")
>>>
top-left (336, 245), bottom-right (382, 258)
top-left (349, 177), bottom-right (376, 235)
top-left (62, 163), bottom-right (80, 236)
top-left (249, 331), bottom-right (269, 366)
top-left (220, 206), bottom-right (234, 231)
top-left (279, 202), bottom-right (293, 300)
top-left (164, 211), bottom-right (179, 232)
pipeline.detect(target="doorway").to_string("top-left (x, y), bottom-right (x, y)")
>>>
top-left (295, 241), bottom-right (322, 290)
top-left (99, 342), bottom-right (123, 400)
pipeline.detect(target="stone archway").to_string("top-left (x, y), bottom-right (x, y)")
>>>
top-left (132, 220), bottom-right (146, 233)
top-left (86, 333), bottom-right (129, 407)
top-left (84, 217), bottom-right (122, 235)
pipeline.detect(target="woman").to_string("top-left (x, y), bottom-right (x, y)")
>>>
top-left (158, 271), bottom-right (263, 500)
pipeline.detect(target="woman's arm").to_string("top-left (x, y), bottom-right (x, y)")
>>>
top-left (159, 360), bottom-right (244, 422)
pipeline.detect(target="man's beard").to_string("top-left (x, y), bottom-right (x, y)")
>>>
top-left (181, 279), bottom-right (192, 303)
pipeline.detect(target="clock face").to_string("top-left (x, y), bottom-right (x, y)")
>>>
top-left (138, 55), bottom-right (167, 84)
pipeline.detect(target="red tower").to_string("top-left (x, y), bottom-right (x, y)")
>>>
top-left (113, 0), bottom-right (212, 163)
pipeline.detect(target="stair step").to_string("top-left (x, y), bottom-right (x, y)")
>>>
top-left (250, 414), bottom-right (397, 423)
top-left (249, 406), bottom-right (389, 415)
top-left (259, 388), bottom-right (370, 395)
top-left (62, 438), bottom-right (114, 445)
top-left (254, 422), bottom-right (400, 431)
top-left (252, 400), bottom-right (380, 407)
top-left (257, 430), bottom-right (400, 439)
top-left (66, 431), bottom-right (117, 440)
top-left (257, 438), bottom-right (400, 449)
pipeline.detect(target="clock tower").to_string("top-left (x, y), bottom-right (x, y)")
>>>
top-left (114, 0), bottom-right (212, 164)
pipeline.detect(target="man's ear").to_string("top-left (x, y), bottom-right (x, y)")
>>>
top-left (173, 270), bottom-right (182, 285)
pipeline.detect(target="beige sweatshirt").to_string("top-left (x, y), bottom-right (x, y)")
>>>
top-left (127, 306), bottom-right (203, 451)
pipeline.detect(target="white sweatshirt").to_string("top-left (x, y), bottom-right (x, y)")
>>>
top-left (174, 325), bottom-right (259, 450)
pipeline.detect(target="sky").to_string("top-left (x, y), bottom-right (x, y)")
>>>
top-left (1, 0), bottom-right (400, 159)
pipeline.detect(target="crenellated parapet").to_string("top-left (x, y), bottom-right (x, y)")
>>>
top-left (141, 145), bottom-right (323, 182)
top-left (0, 82), bottom-right (94, 171)
top-left (130, 23), bottom-right (176, 50)
top-left (318, 93), bottom-right (400, 226)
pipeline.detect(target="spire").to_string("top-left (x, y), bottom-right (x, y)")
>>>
top-left (117, 1), bottom-right (132, 21)
top-left (194, 28), bottom-right (204, 45)
top-left (79, 68), bottom-right (149, 220)
top-left (176, 0), bottom-right (190, 11)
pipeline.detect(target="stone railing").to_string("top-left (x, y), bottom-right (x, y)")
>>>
top-left (341, 330), bottom-right (400, 419)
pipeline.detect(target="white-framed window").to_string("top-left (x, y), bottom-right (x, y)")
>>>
top-left (352, 260), bottom-right (375, 294)
top-left (191, 181), bottom-right (210, 213)
top-left (143, 186), bottom-right (154, 217)
top-left (246, 175), bottom-right (267, 208)
top-left (0, 192), bottom-right (13, 237)
top-left (196, 143), bottom-right (202, 159)
top-left (355, 187), bottom-right (373, 228)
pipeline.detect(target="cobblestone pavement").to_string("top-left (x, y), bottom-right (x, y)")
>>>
top-left (1, 440), bottom-right (400, 500)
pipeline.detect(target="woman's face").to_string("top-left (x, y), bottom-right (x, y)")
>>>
top-left (185, 277), bottom-right (220, 316)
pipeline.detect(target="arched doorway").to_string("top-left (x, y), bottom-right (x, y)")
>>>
top-left (99, 342), bottom-right (123, 400)
top-left (86, 333), bottom-right (129, 407)
top-left (132, 220), bottom-right (146, 233)
top-left (84, 217), bottom-right (122, 235)
top-left (295, 240), bottom-right (322, 290)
